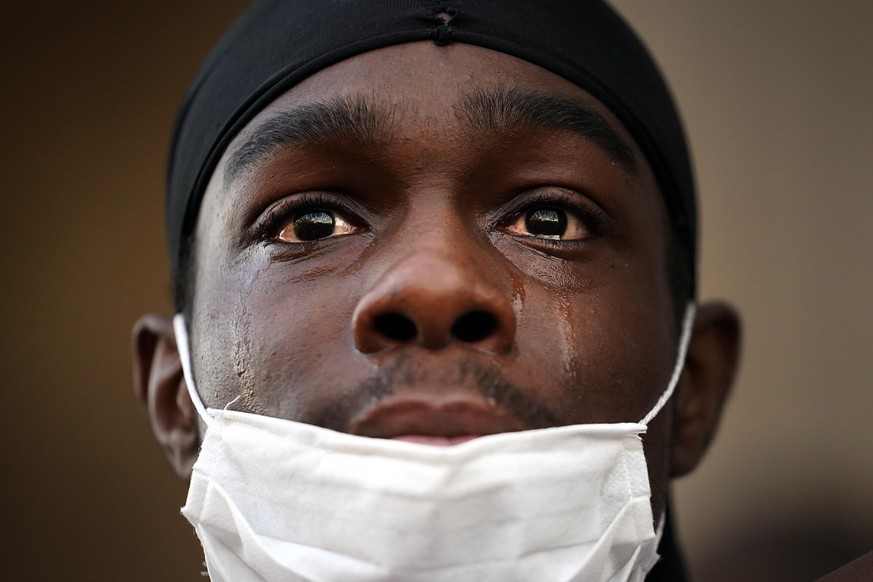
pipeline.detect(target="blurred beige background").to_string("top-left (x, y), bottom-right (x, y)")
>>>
top-left (1, 1), bottom-right (870, 580)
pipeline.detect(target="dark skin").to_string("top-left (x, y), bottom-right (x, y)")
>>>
top-left (133, 42), bottom-right (741, 524)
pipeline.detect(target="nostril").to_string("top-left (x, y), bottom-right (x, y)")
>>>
top-left (451, 310), bottom-right (498, 343)
top-left (373, 313), bottom-right (417, 342)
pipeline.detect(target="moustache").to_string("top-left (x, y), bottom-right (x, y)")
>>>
top-left (311, 354), bottom-right (562, 434)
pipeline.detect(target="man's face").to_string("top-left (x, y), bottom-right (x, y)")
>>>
top-left (189, 42), bottom-right (680, 514)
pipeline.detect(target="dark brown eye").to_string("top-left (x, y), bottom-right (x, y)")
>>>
top-left (276, 210), bottom-right (355, 243)
top-left (525, 207), bottom-right (567, 238)
top-left (505, 205), bottom-right (589, 241)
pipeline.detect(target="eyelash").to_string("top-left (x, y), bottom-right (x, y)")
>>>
top-left (253, 188), bottom-right (611, 247)
top-left (496, 190), bottom-right (611, 241)
top-left (254, 192), bottom-right (361, 244)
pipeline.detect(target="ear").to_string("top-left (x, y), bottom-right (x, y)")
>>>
top-left (132, 313), bottom-right (199, 480)
top-left (670, 301), bottom-right (741, 477)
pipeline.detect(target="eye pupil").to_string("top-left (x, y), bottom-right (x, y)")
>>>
top-left (293, 211), bottom-right (335, 241)
top-left (525, 207), bottom-right (567, 238)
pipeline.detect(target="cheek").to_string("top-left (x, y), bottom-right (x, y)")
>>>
top-left (512, 264), bottom-right (676, 425)
top-left (246, 282), bottom-right (357, 416)
top-left (196, 241), bottom-right (376, 419)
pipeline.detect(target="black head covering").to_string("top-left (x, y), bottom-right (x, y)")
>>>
top-left (167, 0), bottom-right (696, 302)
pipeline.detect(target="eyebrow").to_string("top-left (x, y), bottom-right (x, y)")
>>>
top-left (224, 86), bottom-right (638, 185)
top-left (224, 94), bottom-right (391, 185)
top-left (458, 87), bottom-right (638, 175)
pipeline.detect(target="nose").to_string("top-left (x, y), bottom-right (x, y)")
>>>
top-left (353, 253), bottom-right (516, 355)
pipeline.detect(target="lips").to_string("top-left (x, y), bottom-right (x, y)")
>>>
top-left (348, 398), bottom-right (527, 445)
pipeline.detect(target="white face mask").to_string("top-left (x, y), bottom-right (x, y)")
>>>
top-left (174, 304), bottom-right (695, 582)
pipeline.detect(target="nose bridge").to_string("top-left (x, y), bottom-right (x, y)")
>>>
top-left (352, 238), bottom-right (517, 354)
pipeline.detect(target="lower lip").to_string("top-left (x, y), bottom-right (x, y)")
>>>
top-left (390, 435), bottom-right (481, 446)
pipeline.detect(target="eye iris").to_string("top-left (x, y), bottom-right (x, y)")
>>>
top-left (525, 208), bottom-right (567, 238)
top-left (293, 211), bottom-right (335, 241)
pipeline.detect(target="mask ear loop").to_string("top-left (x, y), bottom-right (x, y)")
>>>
top-left (639, 302), bottom-right (696, 426)
top-left (173, 313), bottom-right (214, 427)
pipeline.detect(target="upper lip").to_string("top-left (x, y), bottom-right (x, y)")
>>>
top-left (348, 397), bottom-right (528, 439)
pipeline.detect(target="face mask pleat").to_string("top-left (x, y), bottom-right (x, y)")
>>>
top-left (184, 410), bottom-right (657, 581)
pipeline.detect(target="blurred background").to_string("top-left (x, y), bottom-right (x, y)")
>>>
top-left (1, 1), bottom-right (871, 580)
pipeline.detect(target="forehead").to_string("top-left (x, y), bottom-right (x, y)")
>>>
top-left (217, 42), bottom-right (648, 175)
top-left (273, 42), bottom-right (601, 106)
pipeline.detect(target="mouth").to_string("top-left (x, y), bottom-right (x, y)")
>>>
top-left (348, 398), bottom-right (528, 446)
